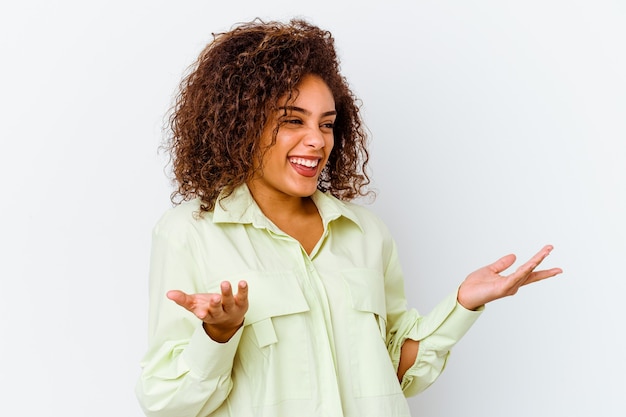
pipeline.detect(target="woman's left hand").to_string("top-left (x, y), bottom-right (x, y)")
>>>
top-left (457, 244), bottom-right (563, 311)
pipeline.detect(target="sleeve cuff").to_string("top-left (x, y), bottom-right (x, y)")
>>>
top-left (408, 290), bottom-right (484, 343)
top-left (181, 322), bottom-right (244, 379)
top-left (399, 291), bottom-right (484, 396)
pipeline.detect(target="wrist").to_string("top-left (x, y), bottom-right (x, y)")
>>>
top-left (203, 321), bottom-right (244, 343)
top-left (456, 285), bottom-right (482, 311)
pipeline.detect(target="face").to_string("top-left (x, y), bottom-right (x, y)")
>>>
top-left (249, 74), bottom-right (336, 201)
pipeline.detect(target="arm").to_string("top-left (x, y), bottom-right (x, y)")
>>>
top-left (135, 230), bottom-right (247, 417)
top-left (397, 339), bottom-right (419, 381)
top-left (394, 245), bottom-right (562, 384)
top-left (389, 293), bottom-right (482, 394)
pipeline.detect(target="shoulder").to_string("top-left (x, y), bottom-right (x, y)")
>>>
top-left (331, 198), bottom-right (400, 263)
top-left (345, 199), bottom-right (388, 227)
top-left (152, 199), bottom-right (214, 242)
top-left (334, 198), bottom-right (393, 240)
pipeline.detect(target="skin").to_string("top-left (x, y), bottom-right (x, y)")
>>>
top-left (245, 74), bottom-right (336, 254)
top-left (167, 74), bottom-right (563, 380)
top-left (397, 244), bottom-right (562, 381)
top-left (168, 74), bottom-right (335, 342)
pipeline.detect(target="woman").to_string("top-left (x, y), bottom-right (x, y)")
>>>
top-left (135, 18), bottom-right (562, 417)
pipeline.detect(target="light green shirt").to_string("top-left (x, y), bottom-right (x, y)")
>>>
top-left (136, 185), bottom-right (482, 417)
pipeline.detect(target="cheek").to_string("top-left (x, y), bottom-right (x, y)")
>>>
top-left (326, 135), bottom-right (335, 154)
top-left (263, 149), bottom-right (281, 171)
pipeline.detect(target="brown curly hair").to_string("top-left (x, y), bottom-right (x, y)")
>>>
top-left (164, 18), bottom-right (371, 211)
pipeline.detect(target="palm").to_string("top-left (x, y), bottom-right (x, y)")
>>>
top-left (167, 280), bottom-right (249, 342)
top-left (457, 245), bottom-right (562, 311)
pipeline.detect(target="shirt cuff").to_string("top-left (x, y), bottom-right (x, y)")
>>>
top-left (410, 290), bottom-right (484, 343)
top-left (181, 322), bottom-right (244, 379)
top-left (399, 291), bottom-right (484, 396)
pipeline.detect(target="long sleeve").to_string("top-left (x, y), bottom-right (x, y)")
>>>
top-left (135, 222), bottom-right (242, 417)
top-left (136, 191), bottom-right (481, 416)
top-left (389, 293), bottom-right (483, 397)
top-left (383, 241), bottom-right (483, 397)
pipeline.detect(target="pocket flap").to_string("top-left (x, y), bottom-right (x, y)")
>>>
top-left (240, 270), bottom-right (310, 325)
top-left (340, 268), bottom-right (387, 318)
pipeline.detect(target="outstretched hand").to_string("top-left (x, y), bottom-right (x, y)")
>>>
top-left (167, 280), bottom-right (249, 342)
top-left (457, 245), bottom-right (563, 311)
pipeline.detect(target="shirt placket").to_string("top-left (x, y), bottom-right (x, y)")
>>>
top-left (301, 243), bottom-right (344, 416)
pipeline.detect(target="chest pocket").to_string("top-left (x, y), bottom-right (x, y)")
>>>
top-left (341, 268), bottom-right (387, 339)
top-left (242, 270), bottom-right (310, 347)
top-left (210, 270), bottom-right (310, 348)
top-left (341, 269), bottom-right (403, 398)
top-left (223, 270), bottom-right (313, 407)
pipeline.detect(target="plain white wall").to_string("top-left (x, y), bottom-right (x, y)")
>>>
top-left (1, 1), bottom-right (624, 416)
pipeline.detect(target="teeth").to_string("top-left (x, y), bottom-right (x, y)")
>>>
top-left (289, 157), bottom-right (319, 168)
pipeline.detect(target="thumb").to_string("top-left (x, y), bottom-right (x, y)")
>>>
top-left (488, 253), bottom-right (517, 274)
top-left (166, 290), bottom-right (192, 308)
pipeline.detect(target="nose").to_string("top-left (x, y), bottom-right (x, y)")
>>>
top-left (302, 126), bottom-right (326, 149)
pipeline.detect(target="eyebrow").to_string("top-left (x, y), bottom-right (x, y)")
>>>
top-left (279, 106), bottom-right (337, 117)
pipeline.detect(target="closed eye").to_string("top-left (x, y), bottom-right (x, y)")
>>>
top-left (281, 118), bottom-right (303, 126)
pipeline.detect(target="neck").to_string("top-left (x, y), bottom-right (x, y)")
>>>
top-left (247, 182), bottom-right (317, 221)
top-left (246, 182), bottom-right (323, 255)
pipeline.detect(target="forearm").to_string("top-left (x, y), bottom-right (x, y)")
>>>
top-left (389, 292), bottom-right (483, 396)
top-left (136, 323), bottom-right (243, 417)
top-left (397, 338), bottom-right (419, 381)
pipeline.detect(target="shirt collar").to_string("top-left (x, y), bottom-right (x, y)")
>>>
top-left (212, 183), bottom-right (362, 231)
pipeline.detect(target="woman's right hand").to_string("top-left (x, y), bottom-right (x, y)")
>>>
top-left (167, 280), bottom-right (249, 343)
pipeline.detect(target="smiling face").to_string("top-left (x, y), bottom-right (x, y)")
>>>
top-left (248, 74), bottom-right (336, 203)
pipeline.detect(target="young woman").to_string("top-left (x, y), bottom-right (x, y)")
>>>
top-left (135, 19), bottom-right (562, 417)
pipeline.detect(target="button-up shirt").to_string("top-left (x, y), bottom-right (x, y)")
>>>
top-left (136, 185), bottom-right (482, 417)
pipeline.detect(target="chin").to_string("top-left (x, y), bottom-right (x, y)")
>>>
top-left (289, 185), bottom-right (318, 198)
top-left (294, 189), bottom-right (317, 198)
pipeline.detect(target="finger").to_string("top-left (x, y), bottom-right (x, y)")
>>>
top-left (488, 253), bottom-right (517, 274)
top-left (511, 245), bottom-right (555, 277)
top-left (234, 280), bottom-right (249, 306)
top-left (521, 267), bottom-right (564, 286)
top-left (526, 244), bottom-right (554, 268)
top-left (166, 290), bottom-right (194, 309)
top-left (199, 293), bottom-right (224, 320)
top-left (219, 281), bottom-right (235, 311)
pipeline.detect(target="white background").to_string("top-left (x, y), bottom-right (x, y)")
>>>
top-left (1, 1), bottom-right (624, 416)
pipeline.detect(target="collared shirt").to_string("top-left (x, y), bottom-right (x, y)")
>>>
top-left (136, 185), bottom-right (482, 417)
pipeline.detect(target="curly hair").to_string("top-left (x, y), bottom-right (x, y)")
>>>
top-left (164, 18), bottom-right (371, 211)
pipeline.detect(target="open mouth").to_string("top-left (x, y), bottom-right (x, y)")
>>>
top-left (289, 157), bottom-right (320, 177)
